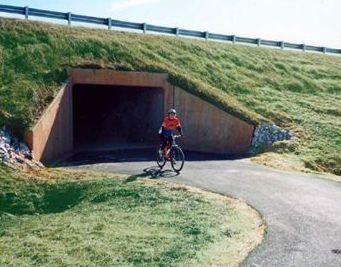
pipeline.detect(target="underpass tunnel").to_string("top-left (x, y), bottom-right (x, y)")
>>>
top-left (72, 84), bottom-right (164, 152)
top-left (27, 70), bottom-right (254, 163)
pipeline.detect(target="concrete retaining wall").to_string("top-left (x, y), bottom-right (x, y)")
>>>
top-left (26, 82), bottom-right (73, 163)
top-left (173, 87), bottom-right (253, 155)
top-left (26, 69), bottom-right (254, 162)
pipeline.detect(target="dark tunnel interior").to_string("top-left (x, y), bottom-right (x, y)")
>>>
top-left (72, 84), bottom-right (164, 152)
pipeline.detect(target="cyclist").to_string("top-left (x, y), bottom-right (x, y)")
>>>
top-left (158, 108), bottom-right (183, 160)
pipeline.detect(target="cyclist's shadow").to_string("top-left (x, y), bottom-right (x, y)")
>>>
top-left (143, 166), bottom-right (180, 179)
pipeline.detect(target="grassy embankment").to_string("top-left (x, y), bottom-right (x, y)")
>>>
top-left (0, 18), bottom-right (340, 175)
top-left (0, 166), bottom-right (263, 266)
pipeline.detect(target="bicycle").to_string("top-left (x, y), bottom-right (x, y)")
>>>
top-left (156, 135), bottom-right (185, 173)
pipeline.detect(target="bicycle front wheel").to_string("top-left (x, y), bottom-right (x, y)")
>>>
top-left (170, 147), bottom-right (185, 173)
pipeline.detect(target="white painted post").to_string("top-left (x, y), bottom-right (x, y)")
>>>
top-left (143, 23), bottom-right (147, 33)
top-left (24, 6), bottom-right (29, 20)
top-left (108, 18), bottom-right (112, 30)
top-left (280, 41), bottom-right (284, 49)
top-left (257, 38), bottom-right (261, 46)
top-left (67, 12), bottom-right (72, 26)
top-left (323, 47), bottom-right (327, 54)
top-left (175, 28), bottom-right (179, 36)
top-left (205, 31), bottom-right (209, 40)
top-left (232, 35), bottom-right (236, 44)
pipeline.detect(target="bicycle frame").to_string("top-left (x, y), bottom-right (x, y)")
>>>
top-left (163, 135), bottom-right (181, 158)
top-left (171, 135), bottom-right (180, 147)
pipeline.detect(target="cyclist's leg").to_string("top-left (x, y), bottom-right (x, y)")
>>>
top-left (164, 136), bottom-right (173, 159)
top-left (159, 134), bottom-right (164, 149)
top-left (160, 135), bottom-right (169, 157)
top-left (160, 135), bottom-right (167, 149)
top-left (156, 135), bottom-right (167, 168)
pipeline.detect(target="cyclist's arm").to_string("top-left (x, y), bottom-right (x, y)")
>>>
top-left (158, 126), bottom-right (163, 135)
top-left (159, 118), bottom-right (167, 134)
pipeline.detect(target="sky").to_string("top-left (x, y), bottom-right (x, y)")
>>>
top-left (1, 0), bottom-right (340, 48)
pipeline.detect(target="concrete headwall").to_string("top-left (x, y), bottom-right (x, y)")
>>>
top-left (70, 69), bottom-right (168, 88)
top-left (26, 69), bottom-right (254, 162)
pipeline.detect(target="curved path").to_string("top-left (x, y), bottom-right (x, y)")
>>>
top-left (63, 155), bottom-right (341, 267)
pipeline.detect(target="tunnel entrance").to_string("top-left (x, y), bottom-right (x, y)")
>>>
top-left (72, 84), bottom-right (164, 152)
top-left (27, 70), bottom-right (255, 163)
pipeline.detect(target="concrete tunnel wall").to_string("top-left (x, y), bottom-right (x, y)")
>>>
top-left (26, 69), bottom-right (255, 163)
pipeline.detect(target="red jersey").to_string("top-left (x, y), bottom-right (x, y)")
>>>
top-left (162, 116), bottom-right (181, 130)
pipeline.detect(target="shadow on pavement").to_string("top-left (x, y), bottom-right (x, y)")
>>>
top-left (143, 166), bottom-right (179, 179)
top-left (123, 166), bottom-right (179, 182)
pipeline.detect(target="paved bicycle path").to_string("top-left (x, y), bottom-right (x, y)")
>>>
top-left (62, 155), bottom-right (341, 267)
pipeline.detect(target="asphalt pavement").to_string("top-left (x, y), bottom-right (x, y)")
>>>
top-left (59, 149), bottom-right (341, 267)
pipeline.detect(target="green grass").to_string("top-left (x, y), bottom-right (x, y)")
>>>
top-left (0, 18), bottom-right (340, 175)
top-left (0, 167), bottom-right (263, 266)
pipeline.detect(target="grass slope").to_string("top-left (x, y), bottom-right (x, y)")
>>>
top-left (0, 167), bottom-right (263, 266)
top-left (0, 18), bottom-right (340, 174)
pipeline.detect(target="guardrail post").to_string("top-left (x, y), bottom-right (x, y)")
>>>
top-left (323, 47), bottom-right (327, 54)
top-left (24, 6), bottom-right (29, 20)
top-left (302, 44), bottom-right (306, 52)
top-left (257, 38), bottom-right (261, 46)
top-left (67, 12), bottom-right (72, 26)
top-left (175, 27), bottom-right (179, 36)
top-left (143, 23), bottom-right (147, 33)
top-left (108, 18), bottom-right (112, 29)
top-left (232, 35), bottom-right (236, 44)
top-left (280, 41), bottom-right (284, 49)
top-left (205, 31), bottom-right (209, 40)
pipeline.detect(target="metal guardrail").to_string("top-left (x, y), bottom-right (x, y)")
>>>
top-left (1, 4), bottom-right (340, 55)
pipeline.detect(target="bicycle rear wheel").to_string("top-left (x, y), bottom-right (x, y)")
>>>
top-left (170, 147), bottom-right (185, 173)
top-left (156, 148), bottom-right (166, 168)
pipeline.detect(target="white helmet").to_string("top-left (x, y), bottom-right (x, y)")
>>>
top-left (168, 108), bottom-right (176, 114)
